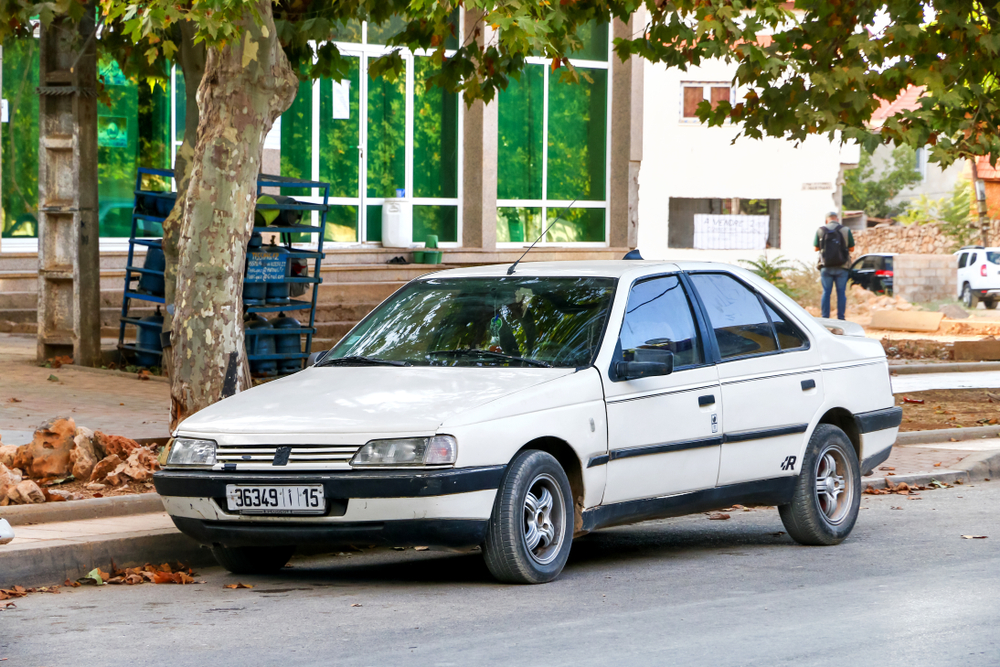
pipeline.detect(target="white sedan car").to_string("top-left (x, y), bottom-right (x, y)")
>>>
top-left (155, 261), bottom-right (901, 584)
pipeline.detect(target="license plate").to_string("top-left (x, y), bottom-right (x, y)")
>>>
top-left (225, 485), bottom-right (325, 515)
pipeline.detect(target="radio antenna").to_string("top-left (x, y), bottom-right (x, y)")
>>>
top-left (506, 199), bottom-right (578, 275)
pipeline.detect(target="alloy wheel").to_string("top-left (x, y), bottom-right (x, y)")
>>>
top-left (815, 446), bottom-right (854, 525)
top-left (522, 473), bottom-right (566, 565)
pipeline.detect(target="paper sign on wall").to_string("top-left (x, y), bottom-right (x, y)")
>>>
top-left (332, 80), bottom-right (351, 120)
top-left (693, 214), bottom-right (770, 250)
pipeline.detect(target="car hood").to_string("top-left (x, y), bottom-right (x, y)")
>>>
top-left (175, 366), bottom-right (577, 436)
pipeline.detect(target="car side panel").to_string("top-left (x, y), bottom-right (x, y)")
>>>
top-left (821, 358), bottom-right (897, 463)
top-left (442, 368), bottom-right (609, 509)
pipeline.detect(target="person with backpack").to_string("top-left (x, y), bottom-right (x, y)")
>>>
top-left (814, 212), bottom-right (855, 320)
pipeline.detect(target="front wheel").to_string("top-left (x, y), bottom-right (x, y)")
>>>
top-left (483, 450), bottom-right (574, 584)
top-left (778, 424), bottom-right (861, 546)
top-left (211, 545), bottom-right (295, 575)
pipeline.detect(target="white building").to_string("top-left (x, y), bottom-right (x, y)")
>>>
top-left (638, 58), bottom-right (861, 265)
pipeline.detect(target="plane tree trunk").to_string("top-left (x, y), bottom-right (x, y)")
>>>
top-left (167, 0), bottom-right (298, 429)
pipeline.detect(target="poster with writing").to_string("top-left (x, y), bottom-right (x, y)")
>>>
top-left (246, 250), bottom-right (288, 283)
top-left (693, 214), bottom-right (770, 249)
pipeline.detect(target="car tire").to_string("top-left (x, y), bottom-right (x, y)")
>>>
top-left (210, 545), bottom-right (295, 575)
top-left (962, 283), bottom-right (978, 308)
top-left (985, 299), bottom-right (998, 310)
top-left (483, 450), bottom-right (574, 584)
top-left (778, 424), bottom-right (861, 546)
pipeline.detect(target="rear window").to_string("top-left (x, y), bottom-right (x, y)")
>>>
top-left (958, 253), bottom-right (968, 269)
top-left (987, 252), bottom-right (1000, 265)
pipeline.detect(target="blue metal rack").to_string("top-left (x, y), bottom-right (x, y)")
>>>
top-left (117, 169), bottom-right (330, 377)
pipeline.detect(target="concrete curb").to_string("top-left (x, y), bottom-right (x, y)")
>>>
top-left (65, 363), bottom-right (170, 383)
top-left (3, 493), bottom-right (165, 526)
top-left (862, 450), bottom-right (1000, 491)
top-left (0, 524), bottom-right (214, 588)
top-left (889, 361), bottom-right (1000, 375)
top-left (895, 425), bottom-right (1000, 445)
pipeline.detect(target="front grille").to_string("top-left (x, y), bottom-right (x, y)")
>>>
top-left (215, 444), bottom-right (361, 468)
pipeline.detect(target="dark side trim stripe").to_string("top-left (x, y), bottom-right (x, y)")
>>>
top-left (723, 423), bottom-right (808, 443)
top-left (854, 406), bottom-right (903, 434)
top-left (587, 424), bottom-right (809, 467)
top-left (581, 477), bottom-right (797, 532)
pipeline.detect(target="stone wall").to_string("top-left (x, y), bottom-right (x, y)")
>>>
top-left (853, 220), bottom-right (1000, 256)
top-left (892, 254), bottom-right (957, 304)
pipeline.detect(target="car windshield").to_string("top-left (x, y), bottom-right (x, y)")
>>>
top-left (987, 252), bottom-right (1000, 265)
top-left (326, 276), bottom-right (617, 368)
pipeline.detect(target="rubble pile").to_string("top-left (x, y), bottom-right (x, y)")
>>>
top-left (0, 418), bottom-right (160, 506)
top-left (847, 284), bottom-right (919, 317)
top-left (880, 337), bottom-right (954, 360)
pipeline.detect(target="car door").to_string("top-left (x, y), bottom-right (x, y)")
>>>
top-left (602, 274), bottom-right (721, 505)
top-left (956, 252), bottom-right (969, 297)
top-left (849, 257), bottom-right (871, 291)
top-left (687, 272), bottom-right (823, 486)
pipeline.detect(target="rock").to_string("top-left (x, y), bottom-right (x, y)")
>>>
top-left (89, 454), bottom-right (123, 483)
top-left (85, 482), bottom-right (106, 491)
top-left (104, 462), bottom-right (129, 487)
top-left (122, 447), bottom-right (160, 482)
top-left (70, 427), bottom-right (99, 482)
top-left (12, 418), bottom-right (76, 480)
top-left (47, 489), bottom-right (82, 502)
top-left (939, 304), bottom-right (969, 320)
top-left (7, 479), bottom-right (46, 505)
top-left (94, 432), bottom-right (141, 460)
top-left (0, 463), bottom-right (23, 503)
top-left (0, 444), bottom-right (17, 468)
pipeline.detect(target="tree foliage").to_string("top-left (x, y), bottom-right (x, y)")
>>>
top-left (843, 146), bottom-right (922, 219)
top-left (897, 177), bottom-right (978, 248)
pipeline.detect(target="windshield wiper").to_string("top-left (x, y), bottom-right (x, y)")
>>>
top-left (427, 349), bottom-right (553, 368)
top-left (316, 355), bottom-right (410, 367)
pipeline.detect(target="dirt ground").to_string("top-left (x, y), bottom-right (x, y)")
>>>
top-left (895, 388), bottom-right (1000, 431)
top-left (36, 477), bottom-right (157, 502)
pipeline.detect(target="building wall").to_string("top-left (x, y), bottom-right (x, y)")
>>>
top-left (892, 254), bottom-right (957, 303)
top-left (636, 58), bottom-right (859, 265)
top-left (869, 144), bottom-right (968, 207)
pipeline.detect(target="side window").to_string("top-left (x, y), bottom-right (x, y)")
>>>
top-left (861, 256), bottom-right (878, 270)
top-left (618, 275), bottom-right (703, 368)
top-left (971, 253), bottom-right (978, 265)
top-left (883, 256), bottom-right (893, 271)
top-left (763, 300), bottom-right (809, 351)
top-left (958, 253), bottom-right (968, 269)
top-left (689, 273), bottom-right (778, 359)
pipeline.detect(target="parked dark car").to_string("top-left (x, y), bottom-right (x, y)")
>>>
top-left (849, 253), bottom-right (894, 295)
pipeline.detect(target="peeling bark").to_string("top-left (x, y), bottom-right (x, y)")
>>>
top-left (168, 1), bottom-right (298, 429)
top-left (162, 20), bottom-right (206, 387)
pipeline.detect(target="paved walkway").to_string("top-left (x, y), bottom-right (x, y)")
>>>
top-left (880, 438), bottom-right (1000, 477)
top-left (0, 334), bottom-right (170, 444)
top-left (891, 371), bottom-right (1000, 394)
top-left (5, 512), bottom-right (175, 548)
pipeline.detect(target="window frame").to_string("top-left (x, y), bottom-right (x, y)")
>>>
top-left (495, 29), bottom-right (613, 249)
top-left (609, 273), bottom-right (710, 381)
top-left (685, 270), bottom-right (814, 364)
top-left (679, 82), bottom-right (734, 124)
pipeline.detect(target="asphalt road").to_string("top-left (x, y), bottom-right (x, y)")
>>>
top-left (3, 483), bottom-right (999, 667)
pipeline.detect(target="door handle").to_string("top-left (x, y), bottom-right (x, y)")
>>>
top-left (801, 379), bottom-right (816, 391)
top-left (698, 394), bottom-right (715, 407)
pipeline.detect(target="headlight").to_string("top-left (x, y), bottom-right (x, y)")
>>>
top-left (350, 435), bottom-right (457, 467)
top-left (164, 437), bottom-right (217, 468)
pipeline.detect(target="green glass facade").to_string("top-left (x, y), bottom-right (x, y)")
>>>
top-left (2, 16), bottom-right (608, 247)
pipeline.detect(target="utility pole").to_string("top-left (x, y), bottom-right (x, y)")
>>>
top-left (36, 6), bottom-right (101, 365)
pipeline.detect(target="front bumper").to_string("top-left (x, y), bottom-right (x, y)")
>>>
top-left (153, 466), bottom-right (505, 549)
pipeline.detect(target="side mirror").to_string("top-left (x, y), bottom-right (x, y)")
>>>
top-left (307, 350), bottom-right (329, 367)
top-left (615, 355), bottom-right (673, 381)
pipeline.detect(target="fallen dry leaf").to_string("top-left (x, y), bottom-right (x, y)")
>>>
top-left (708, 513), bottom-right (731, 521)
top-left (224, 583), bottom-right (253, 589)
top-left (961, 535), bottom-right (988, 539)
top-left (137, 370), bottom-right (151, 381)
top-left (7, 398), bottom-right (21, 403)
top-left (414, 546), bottom-right (429, 552)
top-left (879, 466), bottom-right (895, 471)
top-left (351, 603), bottom-right (362, 607)
top-left (902, 397), bottom-right (924, 404)
top-left (933, 462), bottom-right (942, 467)
top-left (63, 580), bottom-right (81, 588)
top-left (890, 506), bottom-right (903, 510)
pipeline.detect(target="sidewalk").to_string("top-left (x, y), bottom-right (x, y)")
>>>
top-left (864, 437), bottom-right (1000, 490)
top-left (0, 510), bottom-right (211, 588)
top-left (0, 333), bottom-right (170, 444)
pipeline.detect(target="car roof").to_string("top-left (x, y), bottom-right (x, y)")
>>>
top-left (420, 260), bottom-right (746, 279)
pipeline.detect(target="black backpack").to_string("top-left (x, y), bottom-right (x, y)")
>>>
top-left (819, 224), bottom-right (849, 267)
